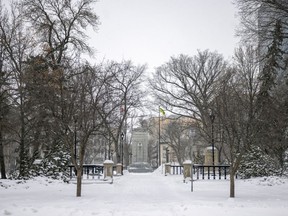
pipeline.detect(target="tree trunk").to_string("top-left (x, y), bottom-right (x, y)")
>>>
top-left (18, 91), bottom-right (27, 179)
top-left (76, 167), bottom-right (82, 197)
top-left (116, 151), bottom-right (121, 163)
top-left (0, 130), bottom-right (7, 179)
top-left (19, 110), bottom-right (26, 178)
top-left (230, 170), bottom-right (235, 198)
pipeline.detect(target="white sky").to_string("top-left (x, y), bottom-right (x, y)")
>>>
top-left (89, 0), bottom-right (240, 70)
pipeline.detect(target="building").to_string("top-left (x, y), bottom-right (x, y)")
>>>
top-left (147, 115), bottom-right (206, 166)
top-left (131, 129), bottom-right (149, 163)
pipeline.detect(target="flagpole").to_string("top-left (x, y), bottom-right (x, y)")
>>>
top-left (158, 106), bottom-right (161, 167)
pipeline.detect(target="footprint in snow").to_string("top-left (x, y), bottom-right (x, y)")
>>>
top-left (31, 208), bottom-right (38, 213)
top-left (3, 210), bottom-right (12, 215)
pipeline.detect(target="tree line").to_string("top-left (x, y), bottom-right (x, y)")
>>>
top-left (150, 0), bottom-right (288, 197)
top-left (0, 0), bottom-right (145, 196)
top-left (0, 0), bottom-right (287, 199)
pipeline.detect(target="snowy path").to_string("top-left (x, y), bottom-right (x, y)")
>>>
top-left (1, 170), bottom-right (288, 216)
top-left (99, 172), bottom-right (188, 215)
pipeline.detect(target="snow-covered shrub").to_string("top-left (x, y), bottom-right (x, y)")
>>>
top-left (283, 149), bottom-right (288, 176)
top-left (30, 148), bottom-right (71, 181)
top-left (238, 145), bottom-right (280, 179)
top-left (9, 149), bottom-right (33, 180)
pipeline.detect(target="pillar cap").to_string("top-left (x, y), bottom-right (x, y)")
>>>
top-left (103, 160), bottom-right (114, 165)
top-left (183, 160), bottom-right (192, 165)
top-left (205, 146), bottom-right (217, 151)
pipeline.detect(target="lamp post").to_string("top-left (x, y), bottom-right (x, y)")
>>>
top-left (73, 117), bottom-right (77, 176)
top-left (165, 147), bottom-right (169, 163)
top-left (129, 152), bottom-right (132, 165)
top-left (74, 118), bottom-right (77, 163)
top-left (158, 107), bottom-right (161, 167)
top-left (110, 150), bottom-right (114, 161)
top-left (209, 111), bottom-right (215, 178)
top-left (121, 132), bottom-right (124, 174)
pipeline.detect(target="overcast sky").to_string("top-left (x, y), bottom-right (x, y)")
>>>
top-left (89, 0), bottom-right (240, 70)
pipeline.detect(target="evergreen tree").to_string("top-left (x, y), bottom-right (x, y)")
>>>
top-left (256, 19), bottom-right (288, 173)
top-left (258, 19), bottom-right (283, 102)
top-left (238, 145), bottom-right (280, 179)
top-left (30, 143), bottom-right (71, 180)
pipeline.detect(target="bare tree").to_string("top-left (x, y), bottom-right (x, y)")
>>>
top-left (0, 1), bottom-right (38, 178)
top-left (150, 47), bottom-right (262, 198)
top-left (97, 61), bottom-right (146, 164)
top-left (215, 46), bottom-right (260, 198)
top-left (21, 0), bottom-right (99, 189)
top-left (50, 64), bottom-right (106, 197)
top-left (22, 0), bottom-right (99, 65)
top-left (150, 50), bottom-right (227, 149)
top-left (0, 33), bottom-right (10, 179)
top-left (0, 0), bottom-right (100, 185)
top-left (0, 1), bottom-right (10, 178)
top-left (162, 118), bottom-right (192, 165)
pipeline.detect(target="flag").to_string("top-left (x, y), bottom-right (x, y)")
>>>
top-left (159, 107), bottom-right (165, 116)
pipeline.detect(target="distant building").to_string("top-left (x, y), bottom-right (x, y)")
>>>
top-left (131, 129), bottom-right (149, 163)
top-left (147, 115), bottom-right (206, 166)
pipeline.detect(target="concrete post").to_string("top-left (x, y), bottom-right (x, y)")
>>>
top-left (183, 160), bottom-right (192, 183)
top-left (165, 163), bottom-right (171, 176)
top-left (103, 160), bottom-right (114, 179)
top-left (116, 163), bottom-right (122, 175)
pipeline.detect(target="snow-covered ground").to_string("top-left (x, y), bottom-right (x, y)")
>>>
top-left (1, 168), bottom-right (288, 216)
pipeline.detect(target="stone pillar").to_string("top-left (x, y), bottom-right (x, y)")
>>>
top-left (165, 163), bottom-right (171, 176)
top-left (116, 163), bottom-right (122, 175)
top-left (204, 147), bottom-right (219, 166)
top-left (103, 160), bottom-right (114, 179)
top-left (183, 160), bottom-right (192, 183)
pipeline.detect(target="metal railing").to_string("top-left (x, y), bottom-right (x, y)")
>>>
top-left (169, 164), bottom-right (230, 180)
top-left (69, 164), bottom-right (116, 179)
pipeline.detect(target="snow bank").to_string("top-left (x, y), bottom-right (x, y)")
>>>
top-left (1, 174), bottom-right (288, 216)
